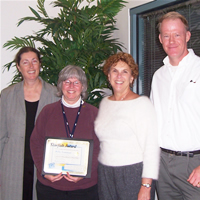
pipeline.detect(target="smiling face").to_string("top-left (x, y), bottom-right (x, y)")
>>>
top-left (159, 18), bottom-right (191, 66)
top-left (17, 51), bottom-right (41, 82)
top-left (62, 77), bottom-right (83, 104)
top-left (108, 60), bottom-right (134, 94)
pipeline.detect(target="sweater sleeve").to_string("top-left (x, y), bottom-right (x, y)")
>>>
top-left (135, 97), bottom-right (160, 179)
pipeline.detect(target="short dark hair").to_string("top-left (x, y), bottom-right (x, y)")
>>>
top-left (15, 46), bottom-right (41, 65)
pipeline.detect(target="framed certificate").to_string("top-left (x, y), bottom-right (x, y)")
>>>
top-left (42, 137), bottom-right (93, 178)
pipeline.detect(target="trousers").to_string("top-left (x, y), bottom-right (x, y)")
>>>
top-left (98, 162), bottom-right (156, 200)
top-left (36, 180), bottom-right (99, 200)
top-left (156, 150), bottom-right (200, 200)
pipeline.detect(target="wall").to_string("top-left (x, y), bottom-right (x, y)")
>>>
top-left (0, 0), bottom-right (153, 91)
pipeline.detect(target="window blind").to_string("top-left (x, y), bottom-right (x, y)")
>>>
top-left (138, 0), bottom-right (200, 96)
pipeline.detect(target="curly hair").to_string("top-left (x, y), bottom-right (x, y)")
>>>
top-left (103, 52), bottom-right (138, 85)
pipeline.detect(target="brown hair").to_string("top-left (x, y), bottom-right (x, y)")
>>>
top-left (15, 46), bottom-right (41, 65)
top-left (158, 11), bottom-right (189, 32)
top-left (103, 52), bottom-right (138, 84)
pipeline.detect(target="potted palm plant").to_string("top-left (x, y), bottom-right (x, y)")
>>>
top-left (3, 0), bottom-right (126, 107)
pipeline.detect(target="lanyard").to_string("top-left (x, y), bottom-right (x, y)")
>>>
top-left (61, 100), bottom-right (83, 138)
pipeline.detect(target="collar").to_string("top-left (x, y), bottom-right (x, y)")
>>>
top-left (163, 49), bottom-right (194, 67)
top-left (61, 96), bottom-right (84, 108)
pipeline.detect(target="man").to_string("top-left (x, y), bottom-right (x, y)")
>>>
top-left (150, 11), bottom-right (200, 200)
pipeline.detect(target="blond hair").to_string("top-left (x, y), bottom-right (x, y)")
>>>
top-left (158, 11), bottom-right (189, 32)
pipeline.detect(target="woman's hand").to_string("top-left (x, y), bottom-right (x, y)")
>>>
top-left (64, 172), bottom-right (84, 183)
top-left (44, 172), bottom-right (63, 182)
top-left (138, 186), bottom-right (151, 200)
top-left (138, 178), bottom-right (152, 200)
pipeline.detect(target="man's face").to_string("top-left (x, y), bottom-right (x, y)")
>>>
top-left (159, 18), bottom-right (191, 66)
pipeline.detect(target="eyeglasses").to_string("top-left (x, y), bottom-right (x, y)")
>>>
top-left (63, 80), bottom-right (81, 87)
top-left (21, 59), bottom-right (39, 66)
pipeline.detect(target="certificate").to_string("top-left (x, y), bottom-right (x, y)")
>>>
top-left (42, 137), bottom-right (93, 178)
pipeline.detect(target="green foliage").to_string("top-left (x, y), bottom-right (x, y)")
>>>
top-left (3, 0), bottom-right (126, 107)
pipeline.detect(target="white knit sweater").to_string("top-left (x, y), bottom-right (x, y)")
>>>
top-left (95, 96), bottom-right (160, 179)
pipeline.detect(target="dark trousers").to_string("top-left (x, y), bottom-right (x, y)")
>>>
top-left (36, 180), bottom-right (99, 200)
top-left (98, 162), bottom-right (156, 200)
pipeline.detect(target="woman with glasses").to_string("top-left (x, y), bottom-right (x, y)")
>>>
top-left (30, 65), bottom-right (99, 200)
top-left (0, 46), bottom-right (59, 200)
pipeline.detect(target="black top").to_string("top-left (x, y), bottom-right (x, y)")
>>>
top-left (23, 100), bottom-right (39, 200)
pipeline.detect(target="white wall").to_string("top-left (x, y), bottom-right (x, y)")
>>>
top-left (0, 0), bottom-right (153, 91)
top-left (114, 0), bottom-right (154, 52)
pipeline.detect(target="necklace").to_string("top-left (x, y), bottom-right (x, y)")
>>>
top-left (120, 90), bottom-right (130, 101)
top-left (61, 100), bottom-right (83, 138)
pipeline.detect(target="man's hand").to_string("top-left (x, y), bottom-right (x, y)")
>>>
top-left (187, 165), bottom-right (200, 187)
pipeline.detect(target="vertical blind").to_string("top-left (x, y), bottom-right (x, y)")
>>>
top-left (138, 0), bottom-right (200, 96)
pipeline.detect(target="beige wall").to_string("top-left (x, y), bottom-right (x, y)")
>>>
top-left (0, 0), bottom-right (153, 91)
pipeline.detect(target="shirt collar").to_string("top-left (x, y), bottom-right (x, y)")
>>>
top-left (163, 49), bottom-right (194, 67)
top-left (61, 96), bottom-right (84, 108)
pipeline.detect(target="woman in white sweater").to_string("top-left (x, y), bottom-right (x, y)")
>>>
top-left (95, 52), bottom-right (160, 200)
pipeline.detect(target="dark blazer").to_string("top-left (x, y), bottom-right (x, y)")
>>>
top-left (0, 77), bottom-right (60, 200)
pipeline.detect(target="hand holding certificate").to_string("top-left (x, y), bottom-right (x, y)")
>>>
top-left (42, 137), bottom-right (93, 178)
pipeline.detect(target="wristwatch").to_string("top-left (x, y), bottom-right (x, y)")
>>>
top-left (141, 183), bottom-right (151, 188)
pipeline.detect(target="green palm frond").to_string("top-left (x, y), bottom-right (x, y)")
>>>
top-left (3, 37), bottom-right (36, 50)
top-left (37, 0), bottom-right (48, 17)
top-left (2, 61), bottom-right (15, 72)
top-left (17, 8), bottom-right (41, 26)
